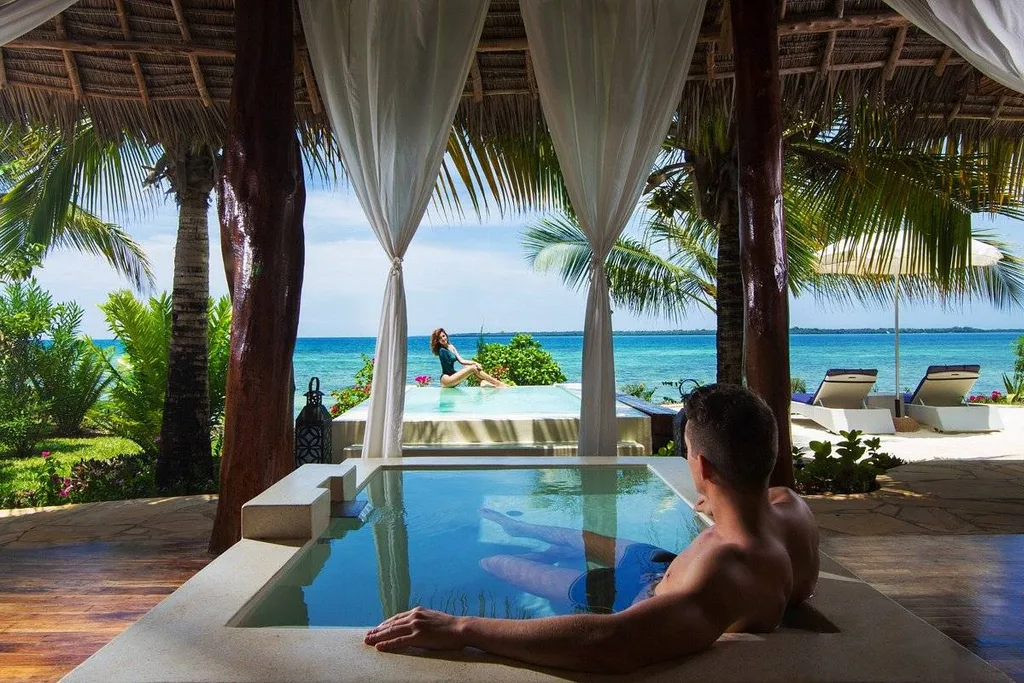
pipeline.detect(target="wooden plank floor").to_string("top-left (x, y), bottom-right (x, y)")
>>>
top-left (823, 534), bottom-right (1024, 683)
top-left (0, 540), bottom-right (211, 683)
top-left (1, 535), bottom-right (1021, 682)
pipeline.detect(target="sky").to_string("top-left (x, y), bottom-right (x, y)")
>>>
top-left (32, 180), bottom-right (1024, 339)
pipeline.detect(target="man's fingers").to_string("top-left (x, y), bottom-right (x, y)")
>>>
top-left (374, 634), bottom-right (417, 652)
top-left (365, 622), bottom-right (412, 646)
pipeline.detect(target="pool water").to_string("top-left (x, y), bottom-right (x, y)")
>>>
top-left (239, 467), bottom-right (702, 627)
top-left (399, 385), bottom-right (643, 417)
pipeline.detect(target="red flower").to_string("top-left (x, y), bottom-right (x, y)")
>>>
top-left (41, 451), bottom-right (51, 459)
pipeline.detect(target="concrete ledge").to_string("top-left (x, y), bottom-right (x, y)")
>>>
top-left (63, 457), bottom-right (1009, 683)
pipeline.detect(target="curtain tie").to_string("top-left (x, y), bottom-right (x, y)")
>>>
top-left (390, 256), bottom-right (403, 273)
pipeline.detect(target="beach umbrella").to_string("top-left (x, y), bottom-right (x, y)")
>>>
top-left (815, 231), bottom-right (1003, 416)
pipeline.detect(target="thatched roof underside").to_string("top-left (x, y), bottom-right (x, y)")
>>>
top-left (0, 0), bottom-right (1021, 145)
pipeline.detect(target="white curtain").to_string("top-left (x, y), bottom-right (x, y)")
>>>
top-left (520, 0), bottom-right (706, 456)
top-left (299, 1), bottom-right (488, 458)
top-left (0, 0), bottom-right (78, 45)
top-left (885, 0), bottom-right (1024, 94)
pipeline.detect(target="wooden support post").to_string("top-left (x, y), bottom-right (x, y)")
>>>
top-left (210, 0), bottom-right (305, 555)
top-left (0, 49), bottom-right (6, 89)
top-left (53, 15), bottom-right (83, 100)
top-left (470, 56), bottom-right (483, 103)
top-left (730, 0), bottom-right (793, 487)
top-left (524, 50), bottom-right (537, 97)
top-left (935, 46), bottom-right (953, 76)
top-left (883, 25), bottom-right (908, 81)
top-left (170, 0), bottom-right (214, 107)
top-left (112, 0), bottom-right (151, 107)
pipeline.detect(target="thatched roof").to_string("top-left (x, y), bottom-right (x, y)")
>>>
top-left (0, 0), bottom-right (1021, 145)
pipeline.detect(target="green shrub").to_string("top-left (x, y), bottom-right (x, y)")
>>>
top-left (474, 334), bottom-right (566, 386)
top-left (1015, 335), bottom-right (1024, 383)
top-left (0, 280), bottom-right (55, 455)
top-left (329, 354), bottom-right (374, 416)
top-left (93, 291), bottom-right (232, 455)
top-left (34, 303), bottom-right (111, 435)
top-left (793, 430), bottom-right (905, 495)
top-left (661, 377), bottom-right (704, 402)
top-left (654, 440), bottom-right (675, 457)
top-left (791, 377), bottom-right (808, 394)
top-left (621, 382), bottom-right (656, 402)
top-left (68, 452), bottom-right (157, 503)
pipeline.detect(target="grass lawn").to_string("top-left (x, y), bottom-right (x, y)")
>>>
top-left (0, 437), bottom-right (141, 499)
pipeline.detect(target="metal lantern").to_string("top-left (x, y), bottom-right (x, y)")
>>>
top-left (295, 377), bottom-right (333, 468)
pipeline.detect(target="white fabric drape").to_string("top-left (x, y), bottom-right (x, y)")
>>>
top-left (520, 0), bottom-right (706, 456)
top-left (884, 0), bottom-right (1024, 94)
top-left (0, 0), bottom-right (78, 45)
top-left (299, 1), bottom-right (488, 458)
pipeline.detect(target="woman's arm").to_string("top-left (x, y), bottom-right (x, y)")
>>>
top-left (449, 344), bottom-right (479, 368)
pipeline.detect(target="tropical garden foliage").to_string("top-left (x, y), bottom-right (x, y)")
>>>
top-left (473, 334), bottom-right (567, 386)
top-left (793, 430), bottom-right (906, 495)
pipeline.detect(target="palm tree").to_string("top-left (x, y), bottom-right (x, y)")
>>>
top-left (0, 120), bottom-right (220, 493)
top-left (525, 102), bottom-right (1024, 385)
top-left (0, 120), bottom-right (154, 287)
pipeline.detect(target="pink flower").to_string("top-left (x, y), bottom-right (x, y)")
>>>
top-left (41, 451), bottom-right (51, 459)
top-left (59, 478), bottom-right (72, 498)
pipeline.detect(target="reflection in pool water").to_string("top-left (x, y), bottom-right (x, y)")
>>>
top-left (240, 467), bottom-right (702, 627)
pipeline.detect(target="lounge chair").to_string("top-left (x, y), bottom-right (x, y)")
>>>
top-left (903, 364), bottom-right (1004, 433)
top-left (791, 369), bottom-right (895, 435)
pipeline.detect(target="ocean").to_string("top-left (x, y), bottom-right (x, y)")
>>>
top-left (289, 331), bottom-right (1022, 409)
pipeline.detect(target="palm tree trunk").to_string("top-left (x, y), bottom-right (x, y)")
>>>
top-left (157, 158), bottom-right (214, 492)
top-left (716, 191), bottom-right (744, 385)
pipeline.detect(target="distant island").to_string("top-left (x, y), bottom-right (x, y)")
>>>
top-left (451, 326), bottom-right (1024, 338)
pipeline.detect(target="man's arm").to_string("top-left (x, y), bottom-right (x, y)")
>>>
top-left (365, 547), bottom-right (754, 674)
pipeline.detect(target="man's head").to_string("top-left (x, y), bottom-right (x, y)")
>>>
top-left (683, 384), bottom-right (778, 495)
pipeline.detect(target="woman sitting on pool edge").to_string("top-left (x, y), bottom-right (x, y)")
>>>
top-left (430, 328), bottom-right (508, 388)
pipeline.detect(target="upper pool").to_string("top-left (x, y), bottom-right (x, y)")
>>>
top-left (399, 385), bottom-right (644, 418)
top-left (238, 466), bottom-right (703, 627)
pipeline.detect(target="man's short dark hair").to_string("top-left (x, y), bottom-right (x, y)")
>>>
top-left (683, 384), bottom-right (778, 493)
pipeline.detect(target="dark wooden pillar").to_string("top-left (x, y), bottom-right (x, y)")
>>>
top-left (210, 0), bottom-right (305, 554)
top-left (730, 0), bottom-right (794, 487)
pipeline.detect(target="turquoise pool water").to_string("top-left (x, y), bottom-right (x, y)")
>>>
top-left (362, 385), bottom-right (645, 418)
top-left (239, 467), bottom-right (702, 627)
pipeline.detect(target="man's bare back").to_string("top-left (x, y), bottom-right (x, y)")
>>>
top-left (652, 486), bottom-right (819, 632)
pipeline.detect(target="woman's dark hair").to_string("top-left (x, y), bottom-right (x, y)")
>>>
top-left (430, 328), bottom-right (448, 356)
top-left (683, 384), bottom-right (778, 493)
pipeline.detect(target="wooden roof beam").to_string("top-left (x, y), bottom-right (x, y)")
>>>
top-left (883, 25), bottom-right (908, 81)
top-left (112, 0), bottom-right (150, 107)
top-left (820, 0), bottom-right (844, 77)
top-left (170, 0), bottom-right (213, 107)
top-left (992, 94), bottom-right (1008, 122)
top-left (53, 14), bottom-right (83, 101)
top-left (524, 50), bottom-right (537, 97)
top-left (706, 40), bottom-right (717, 80)
top-left (470, 56), bottom-right (483, 103)
top-left (300, 53), bottom-right (322, 115)
top-left (0, 49), bottom-right (7, 89)
top-left (935, 46), bottom-right (954, 76)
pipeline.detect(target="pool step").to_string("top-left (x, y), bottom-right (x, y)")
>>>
top-left (338, 441), bottom-right (647, 460)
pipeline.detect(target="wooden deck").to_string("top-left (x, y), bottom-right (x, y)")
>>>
top-left (823, 535), bottom-right (1024, 683)
top-left (0, 540), bottom-right (211, 683)
top-left (0, 531), bottom-right (1021, 682)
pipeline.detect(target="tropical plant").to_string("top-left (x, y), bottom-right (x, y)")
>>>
top-left (474, 334), bottom-right (566, 386)
top-left (791, 377), bottom-right (808, 394)
top-left (793, 430), bottom-right (905, 494)
top-left (33, 302), bottom-right (112, 436)
top-left (1014, 335), bottom-right (1024, 384)
top-left (0, 120), bottom-right (154, 287)
top-left (329, 355), bottom-right (375, 417)
top-left (94, 291), bottom-right (231, 474)
top-left (0, 280), bottom-right (56, 456)
top-left (68, 452), bottom-right (157, 503)
top-left (524, 100), bottom-right (1024, 386)
top-left (620, 382), bottom-right (656, 402)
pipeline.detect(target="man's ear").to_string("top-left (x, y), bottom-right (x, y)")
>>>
top-left (695, 453), bottom-right (718, 484)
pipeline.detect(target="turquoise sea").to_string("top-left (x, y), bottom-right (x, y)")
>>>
top-left (290, 331), bottom-right (1021, 409)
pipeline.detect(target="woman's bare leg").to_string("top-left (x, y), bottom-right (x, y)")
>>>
top-left (475, 369), bottom-right (508, 388)
top-left (440, 367), bottom-right (476, 388)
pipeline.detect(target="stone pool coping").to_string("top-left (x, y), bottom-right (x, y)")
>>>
top-left (61, 457), bottom-right (1009, 683)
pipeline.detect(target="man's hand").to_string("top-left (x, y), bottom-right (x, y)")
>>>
top-left (365, 607), bottom-right (464, 652)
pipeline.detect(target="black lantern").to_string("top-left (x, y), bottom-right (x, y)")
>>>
top-left (295, 377), bottom-right (333, 468)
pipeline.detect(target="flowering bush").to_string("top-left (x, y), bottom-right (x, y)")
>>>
top-left (329, 354), bottom-right (374, 417)
top-left (968, 390), bottom-right (1008, 404)
top-left (414, 375), bottom-right (432, 387)
top-left (472, 334), bottom-right (566, 386)
top-left (67, 452), bottom-right (157, 502)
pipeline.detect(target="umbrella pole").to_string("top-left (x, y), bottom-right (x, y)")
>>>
top-left (894, 278), bottom-right (902, 417)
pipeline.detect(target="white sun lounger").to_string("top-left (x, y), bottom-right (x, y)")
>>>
top-left (790, 369), bottom-right (895, 435)
top-left (903, 364), bottom-right (1004, 433)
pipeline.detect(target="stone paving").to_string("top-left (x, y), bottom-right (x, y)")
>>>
top-left (1, 461), bottom-right (1023, 544)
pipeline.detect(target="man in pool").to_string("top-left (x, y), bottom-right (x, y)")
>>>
top-left (365, 384), bottom-right (820, 674)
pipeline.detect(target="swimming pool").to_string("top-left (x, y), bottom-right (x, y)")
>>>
top-left (237, 466), bottom-right (702, 626)
top-left (332, 385), bottom-right (654, 458)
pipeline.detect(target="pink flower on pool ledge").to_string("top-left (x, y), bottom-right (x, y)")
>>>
top-left (41, 451), bottom-right (51, 459)
top-left (414, 375), bottom-right (432, 387)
